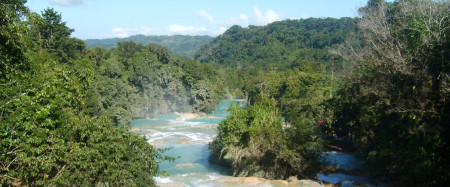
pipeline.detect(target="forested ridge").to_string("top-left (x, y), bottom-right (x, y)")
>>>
top-left (85, 35), bottom-right (213, 58)
top-left (1, 0), bottom-right (449, 186)
top-left (208, 0), bottom-right (449, 186)
top-left (195, 17), bottom-right (356, 71)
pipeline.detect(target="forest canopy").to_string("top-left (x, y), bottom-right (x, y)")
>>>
top-left (208, 0), bottom-right (449, 186)
top-left (1, 0), bottom-right (449, 186)
top-left (195, 18), bottom-right (356, 71)
top-left (85, 35), bottom-right (213, 58)
top-left (0, 2), bottom-right (220, 186)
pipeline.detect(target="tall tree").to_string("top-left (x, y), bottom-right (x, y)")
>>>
top-left (28, 8), bottom-right (85, 62)
top-left (1, 3), bottom-right (167, 186)
top-left (0, 0), bottom-right (29, 80)
top-left (330, 0), bottom-right (449, 185)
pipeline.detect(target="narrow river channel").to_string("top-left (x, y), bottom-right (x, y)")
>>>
top-left (131, 99), bottom-right (377, 186)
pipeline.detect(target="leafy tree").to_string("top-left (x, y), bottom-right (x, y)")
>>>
top-left (1, 4), bottom-right (169, 186)
top-left (0, 0), bottom-right (29, 81)
top-left (91, 41), bottom-right (223, 123)
top-left (40, 8), bottom-right (73, 48)
top-left (189, 79), bottom-right (216, 111)
top-left (1, 50), bottom-right (167, 186)
top-left (28, 8), bottom-right (85, 63)
top-left (116, 41), bottom-right (143, 59)
top-left (329, 0), bottom-right (450, 185)
top-left (210, 97), bottom-right (322, 179)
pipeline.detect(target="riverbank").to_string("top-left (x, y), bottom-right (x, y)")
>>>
top-left (129, 101), bottom-right (355, 186)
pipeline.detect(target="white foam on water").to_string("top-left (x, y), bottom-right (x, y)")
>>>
top-left (168, 173), bottom-right (225, 186)
top-left (206, 174), bottom-right (221, 180)
top-left (147, 131), bottom-right (213, 144)
top-left (169, 119), bottom-right (206, 126)
top-left (154, 176), bottom-right (173, 184)
top-left (146, 131), bottom-right (165, 143)
top-left (184, 132), bottom-right (212, 142)
top-left (185, 121), bottom-right (206, 125)
top-left (196, 174), bottom-right (226, 187)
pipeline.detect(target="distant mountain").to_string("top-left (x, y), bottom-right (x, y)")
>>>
top-left (85, 35), bottom-right (213, 58)
top-left (194, 18), bottom-right (356, 71)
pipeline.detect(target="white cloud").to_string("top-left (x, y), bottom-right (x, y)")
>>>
top-left (168, 24), bottom-right (209, 35)
top-left (239, 14), bottom-right (249, 22)
top-left (49, 0), bottom-right (83, 6)
top-left (110, 7), bottom-right (283, 37)
top-left (217, 26), bottom-right (228, 34)
top-left (196, 10), bottom-right (215, 23)
top-left (253, 7), bottom-right (280, 24)
top-left (169, 25), bottom-right (195, 32)
top-left (253, 7), bottom-right (263, 20)
top-left (112, 25), bottom-right (215, 38)
top-left (265, 10), bottom-right (280, 23)
top-left (112, 26), bottom-right (158, 38)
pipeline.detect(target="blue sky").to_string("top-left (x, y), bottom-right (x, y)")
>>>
top-left (25, 0), bottom-right (368, 39)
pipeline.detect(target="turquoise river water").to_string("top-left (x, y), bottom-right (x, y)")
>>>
top-left (131, 100), bottom-right (377, 186)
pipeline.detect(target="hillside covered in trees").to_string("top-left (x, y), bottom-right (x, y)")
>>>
top-left (195, 18), bottom-right (356, 71)
top-left (88, 41), bottom-right (223, 125)
top-left (0, 2), bottom-right (220, 186)
top-left (208, 0), bottom-right (449, 186)
top-left (1, 0), bottom-right (449, 186)
top-left (206, 18), bottom-right (346, 181)
top-left (85, 35), bottom-right (213, 58)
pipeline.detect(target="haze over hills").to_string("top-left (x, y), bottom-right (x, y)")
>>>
top-left (85, 35), bottom-right (213, 58)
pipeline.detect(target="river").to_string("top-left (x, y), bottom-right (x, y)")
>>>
top-left (131, 100), bottom-right (377, 186)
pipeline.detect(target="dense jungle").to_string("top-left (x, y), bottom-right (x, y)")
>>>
top-left (1, 0), bottom-right (448, 186)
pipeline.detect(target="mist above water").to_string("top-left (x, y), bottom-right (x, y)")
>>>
top-left (130, 100), bottom-right (237, 186)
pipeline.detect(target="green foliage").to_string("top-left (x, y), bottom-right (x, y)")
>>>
top-left (0, 50), bottom-right (166, 185)
top-left (27, 8), bottom-right (85, 63)
top-left (1, 6), bottom-right (176, 186)
top-left (0, 0), bottom-right (29, 81)
top-left (204, 21), bottom-right (335, 180)
top-left (85, 35), bottom-right (213, 58)
top-left (328, 0), bottom-right (450, 185)
top-left (235, 67), bottom-right (333, 129)
top-left (210, 97), bottom-right (323, 179)
top-left (52, 112), bottom-right (165, 186)
top-left (6, 0), bottom-right (448, 186)
top-left (92, 41), bottom-right (222, 124)
top-left (195, 18), bottom-right (355, 71)
top-left (278, 70), bottom-right (332, 124)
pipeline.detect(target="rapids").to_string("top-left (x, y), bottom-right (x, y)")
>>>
top-left (130, 100), bottom-right (375, 186)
